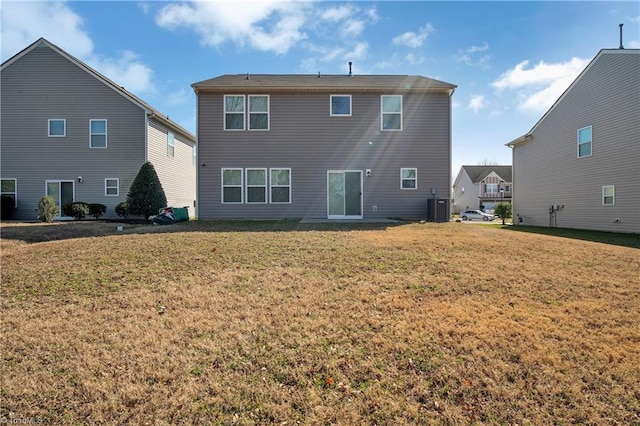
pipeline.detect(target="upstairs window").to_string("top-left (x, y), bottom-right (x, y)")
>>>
top-left (578, 126), bottom-right (592, 158)
top-left (222, 168), bottom-right (243, 203)
top-left (167, 132), bottom-right (175, 157)
top-left (224, 95), bottom-right (245, 130)
top-left (270, 168), bottom-right (291, 203)
top-left (48, 119), bottom-right (66, 137)
top-left (90, 119), bottom-right (107, 148)
top-left (248, 95), bottom-right (269, 130)
top-left (401, 168), bottom-right (417, 189)
top-left (381, 95), bottom-right (402, 131)
top-left (330, 95), bottom-right (352, 116)
top-left (1, 178), bottom-right (17, 207)
top-left (602, 185), bottom-right (615, 206)
top-left (485, 183), bottom-right (499, 193)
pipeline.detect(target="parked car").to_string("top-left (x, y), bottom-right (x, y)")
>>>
top-left (461, 210), bottom-right (495, 221)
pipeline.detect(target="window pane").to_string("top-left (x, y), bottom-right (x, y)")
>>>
top-left (331, 96), bottom-right (351, 115)
top-left (49, 120), bottom-right (65, 136)
top-left (382, 96), bottom-right (401, 112)
top-left (91, 120), bottom-right (106, 133)
top-left (223, 169), bottom-right (242, 185)
top-left (383, 114), bottom-right (401, 130)
top-left (603, 186), bottom-right (614, 197)
top-left (271, 169), bottom-right (290, 186)
top-left (249, 113), bottom-right (268, 130)
top-left (225, 96), bottom-right (244, 112)
top-left (249, 96), bottom-right (268, 112)
top-left (91, 135), bottom-right (107, 148)
top-left (106, 187), bottom-right (118, 196)
top-left (1, 179), bottom-right (16, 192)
top-left (247, 187), bottom-right (266, 203)
top-left (401, 169), bottom-right (416, 179)
top-left (223, 187), bottom-right (242, 203)
top-left (271, 187), bottom-right (290, 203)
top-left (225, 114), bottom-right (244, 129)
top-left (578, 127), bottom-right (592, 143)
top-left (247, 169), bottom-right (266, 185)
top-left (402, 179), bottom-right (416, 189)
top-left (579, 141), bottom-right (591, 157)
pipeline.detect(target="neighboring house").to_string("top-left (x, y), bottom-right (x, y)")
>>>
top-left (1, 38), bottom-right (196, 220)
top-left (452, 165), bottom-right (512, 214)
top-left (507, 48), bottom-right (639, 234)
top-left (192, 73), bottom-right (456, 220)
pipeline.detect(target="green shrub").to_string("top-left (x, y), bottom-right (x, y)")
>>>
top-left (38, 196), bottom-right (59, 223)
top-left (494, 202), bottom-right (513, 225)
top-left (127, 162), bottom-right (167, 220)
top-left (88, 203), bottom-right (107, 220)
top-left (115, 201), bottom-right (130, 219)
top-left (1, 195), bottom-right (16, 220)
top-left (62, 202), bottom-right (90, 220)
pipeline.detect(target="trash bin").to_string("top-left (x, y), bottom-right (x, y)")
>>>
top-left (171, 207), bottom-right (189, 222)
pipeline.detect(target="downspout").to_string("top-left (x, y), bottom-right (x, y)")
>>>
top-left (145, 112), bottom-right (152, 163)
top-left (194, 89), bottom-right (200, 220)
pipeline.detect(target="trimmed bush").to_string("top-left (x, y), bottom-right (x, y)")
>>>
top-left (115, 201), bottom-right (130, 220)
top-left (88, 203), bottom-right (107, 220)
top-left (494, 202), bottom-right (513, 225)
top-left (127, 162), bottom-right (167, 220)
top-left (62, 202), bottom-right (90, 220)
top-left (38, 195), bottom-right (59, 223)
top-left (1, 195), bottom-right (15, 220)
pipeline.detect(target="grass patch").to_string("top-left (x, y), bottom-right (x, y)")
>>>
top-left (503, 224), bottom-right (640, 249)
top-left (1, 221), bottom-right (639, 424)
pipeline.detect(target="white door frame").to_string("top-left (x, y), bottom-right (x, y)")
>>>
top-left (45, 179), bottom-right (75, 218)
top-left (327, 170), bottom-right (363, 219)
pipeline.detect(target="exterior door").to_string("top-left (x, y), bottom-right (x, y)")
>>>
top-left (327, 170), bottom-right (362, 219)
top-left (46, 180), bottom-right (74, 217)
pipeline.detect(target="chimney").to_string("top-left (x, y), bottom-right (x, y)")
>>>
top-left (619, 23), bottom-right (624, 49)
top-left (348, 61), bottom-right (352, 77)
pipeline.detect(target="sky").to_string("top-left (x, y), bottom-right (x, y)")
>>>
top-left (2, 1), bottom-right (639, 179)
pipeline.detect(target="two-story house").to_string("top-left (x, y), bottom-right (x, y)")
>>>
top-left (507, 48), bottom-right (639, 233)
top-left (1, 38), bottom-right (196, 220)
top-left (452, 165), bottom-right (512, 214)
top-left (192, 73), bottom-right (456, 220)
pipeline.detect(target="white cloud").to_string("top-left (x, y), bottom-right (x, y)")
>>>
top-left (344, 42), bottom-right (368, 61)
top-left (1, 1), bottom-right (154, 95)
top-left (321, 5), bottom-right (354, 22)
top-left (456, 42), bottom-right (490, 67)
top-left (156, 1), bottom-right (308, 55)
top-left (492, 57), bottom-right (589, 113)
top-left (469, 95), bottom-right (486, 113)
top-left (392, 23), bottom-right (434, 48)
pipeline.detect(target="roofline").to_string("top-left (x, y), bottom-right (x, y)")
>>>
top-left (524, 48), bottom-right (639, 136)
top-left (2, 38), bottom-right (195, 144)
top-left (506, 134), bottom-right (531, 147)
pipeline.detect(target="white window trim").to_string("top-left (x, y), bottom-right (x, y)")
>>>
top-left (330, 94), bottom-right (352, 117)
top-left (167, 132), bottom-right (175, 157)
top-left (381, 95), bottom-right (403, 131)
top-left (48, 119), bottom-right (66, 137)
top-left (105, 178), bottom-right (119, 197)
top-left (221, 168), bottom-right (243, 204)
top-left (192, 145), bottom-right (197, 167)
top-left (248, 95), bottom-right (270, 131)
top-left (89, 119), bottom-right (108, 149)
top-left (224, 95), bottom-right (246, 131)
top-left (400, 167), bottom-right (417, 190)
top-left (1, 178), bottom-right (18, 208)
top-left (602, 185), bottom-right (615, 206)
top-left (577, 125), bottom-right (592, 158)
top-left (246, 168), bottom-right (268, 204)
top-left (270, 168), bottom-right (292, 204)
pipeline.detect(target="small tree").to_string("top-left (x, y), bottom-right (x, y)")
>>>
top-left (38, 195), bottom-right (59, 222)
top-left (62, 202), bottom-right (90, 220)
top-left (494, 202), bottom-right (513, 225)
top-left (127, 162), bottom-right (167, 220)
top-left (115, 201), bottom-right (130, 220)
top-left (88, 203), bottom-right (107, 220)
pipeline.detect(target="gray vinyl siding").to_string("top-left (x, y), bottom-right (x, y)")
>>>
top-left (512, 50), bottom-right (639, 233)
top-left (1, 44), bottom-right (146, 219)
top-left (147, 119), bottom-right (197, 217)
top-left (198, 90), bottom-right (452, 219)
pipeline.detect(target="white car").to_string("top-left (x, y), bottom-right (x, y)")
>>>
top-left (461, 210), bottom-right (495, 221)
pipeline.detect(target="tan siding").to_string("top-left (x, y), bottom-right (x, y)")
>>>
top-left (1, 44), bottom-right (146, 219)
top-left (147, 119), bottom-right (197, 217)
top-left (198, 90), bottom-right (452, 219)
top-left (513, 50), bottom-right (639, 233)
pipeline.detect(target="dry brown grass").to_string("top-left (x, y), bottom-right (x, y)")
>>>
top-left (1, 221), bottom-right (639, 425)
